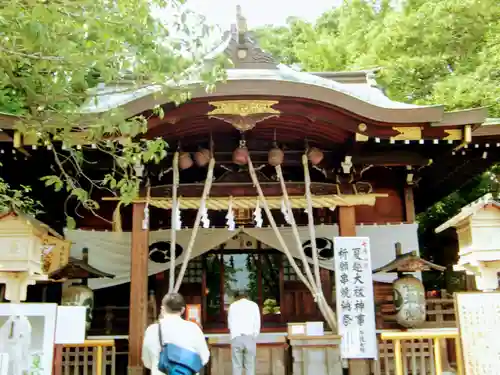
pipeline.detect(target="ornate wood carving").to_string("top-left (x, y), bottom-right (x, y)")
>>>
top-left (444, 129), bottom-right (462, 140)
top-left (390, 126), bottom-right (423, 141)
top-left (208, 100), bottom-right (280, 131)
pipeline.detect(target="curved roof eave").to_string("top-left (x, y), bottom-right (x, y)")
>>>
top-left (0, 71), bottom-right (488, 128)
top-left (80, 78), bottom-right (445, 125)
top-left (432, 107), bottom-right (489, 127)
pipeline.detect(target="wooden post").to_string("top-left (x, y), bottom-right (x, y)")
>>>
top-left (128, 202), bottom-right (149, 375)
top-left (338, 206), bottom-right (371, 375)
top-left (404, 186), bottom-right (416, 223)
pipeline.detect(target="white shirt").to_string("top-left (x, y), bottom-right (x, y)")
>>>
top-left (142, 314), bottom-right (210, 375)
top-left (227, 298), bottom-right (261, 339)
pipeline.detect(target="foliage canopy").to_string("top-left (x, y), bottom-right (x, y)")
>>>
top-left (255, 0), bottom-right (500, 116)
top-left (0, 0), bottom-right (225, 222)
top-left (255, 0), bottom-right (500, 270)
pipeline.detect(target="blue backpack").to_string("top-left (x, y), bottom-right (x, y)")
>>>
top-left (157, 321), bottom-right (204, 375)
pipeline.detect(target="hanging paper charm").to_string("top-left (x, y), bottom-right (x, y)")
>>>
top-left (174, 200), bottom-right (182, 230)
top-left (281, 198), bottom-right (292, 225)
top-left (226, 199), bottom-right (235, 231)
top-left (201, 202), bottom-right (210, 229)
top-left (253, 199), bottom-right (263, 228)
top-left (142, 203), bottom-right (150, 230)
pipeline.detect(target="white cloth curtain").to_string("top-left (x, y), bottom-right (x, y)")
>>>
top-left (64, 223), bottom-right (419, 290)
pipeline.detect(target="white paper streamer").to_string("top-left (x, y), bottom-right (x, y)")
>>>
top-left (226, 199), bottom-right (235, 231)
top-left (253, 199), bottom-right (263, 228)
top-left (280, 198), bottom-right (292, 225)
top-left (174, 200), bottom-right (182, 231)
top-left (142, 204), bottom-right (150, 230)
top-left (201, 202), bottom-right (210, 229)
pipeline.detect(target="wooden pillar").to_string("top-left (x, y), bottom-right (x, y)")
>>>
top-left (128, 202), bottom-right (149, 375)
top-left (404, 186), bottom-right (416, 223)
top-left (338, 206), bottom-right (356, 237)
top-left (338, 206), bottom-right (371, 375)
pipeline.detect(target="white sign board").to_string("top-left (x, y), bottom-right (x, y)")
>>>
top-left (55, 306), bottom-right (86, 344)
top-left (0, 353), bottom-right (8, 375)
top-left (0, 303), bottom-right (57, 375)
top-left (334, 237), bottom-right (377, 359)
top-left (455, 292), bottom-right (500, 375)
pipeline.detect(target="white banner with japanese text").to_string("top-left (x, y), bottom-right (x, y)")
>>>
top-left (334, 237), bottom-right (377, 359)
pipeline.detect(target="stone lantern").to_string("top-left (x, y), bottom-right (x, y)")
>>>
top-left (373, 243), bottom-right (445, 328)
top-left (51, 248), bottom-right (114, 332)
top-left (0, 210), bottom-right (70, 302)
top-left (435, 193), bottom-right (500, 291)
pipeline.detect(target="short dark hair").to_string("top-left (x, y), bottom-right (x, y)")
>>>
top-left (234, 289), bottom-right (248, 300)
top-left (162, 293), bottom-right (186, 313)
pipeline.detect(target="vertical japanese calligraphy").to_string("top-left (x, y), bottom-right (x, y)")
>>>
top-left (334, 237), bottom-right (377, 359)
top-left (455, 292), bottom-right (500, 375)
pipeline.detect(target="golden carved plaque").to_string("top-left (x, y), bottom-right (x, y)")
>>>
top-left (444, 129), bottom-right (463, 141)
top-left (208, 100), bottom-right (280, 117)
top-left (355, 133), bottom-right (369, 142)
top-left (390, 126), bottom-right (422, 141)
top-left (208, 100), bottom-right (280, 131)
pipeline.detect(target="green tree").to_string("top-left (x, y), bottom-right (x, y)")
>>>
top-left (0, 0), bottom-right (225, 221)
top-left (255, 0), bottom-right (500, 276)
top-left (255, 0), bottom-right (500, 115)
top-left (0, 175), bottom-right (41, 216)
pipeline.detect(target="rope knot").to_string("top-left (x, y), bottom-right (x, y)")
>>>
top-left (313, 291), bottom-right (325, 302)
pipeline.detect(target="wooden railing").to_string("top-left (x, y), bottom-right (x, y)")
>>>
top-left (424, 299), bottom-right (456, 328)
top-left (372, 329), bottom-right (463, 375)
top-left (54, 340), bottom-right (116, 375)
top-left (93, 297), bottom-right (458, 335)
top-left (377, 297), bottom-right (457, 329)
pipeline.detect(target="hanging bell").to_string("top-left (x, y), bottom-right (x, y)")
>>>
top-left (178, 152), bottom-right (193, 170)
top-left (268, 145), bottom-right (284, 166)
top-left (195, 148), bottom-right (211, 167)
top-left (233, 146), bottom-right (249, 165)
top-left (307, 147), bottom-right (324, 165)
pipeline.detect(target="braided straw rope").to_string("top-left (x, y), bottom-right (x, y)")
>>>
top-left (247, 154), bottom-right (315, 294)
top-left (148, 194), bottom-right (378, 211)
top-left (168, 151), bottom-right (180, 293)
top-left (173, 157), bottom-right (216, 292)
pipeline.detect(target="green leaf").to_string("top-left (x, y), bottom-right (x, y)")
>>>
top-left (71, 188), bottom-right (89, 202)
top-left (40, 175), bottom-right (63, 192)
top-left (66, 216), bottom-right (77, 230)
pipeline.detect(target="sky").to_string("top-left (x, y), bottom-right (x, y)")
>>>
top-left (186, 0), bottom-right (340, 28)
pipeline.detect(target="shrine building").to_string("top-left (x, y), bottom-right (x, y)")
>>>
top-left (1, 9), bottom-right (500, 375)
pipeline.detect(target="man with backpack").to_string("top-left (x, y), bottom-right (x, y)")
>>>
top-left (142, 293), bottom-right (210, 375)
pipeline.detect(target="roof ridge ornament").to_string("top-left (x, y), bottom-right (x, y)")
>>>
top-left (222, 5), bottom-right (278, 69)
top-left (236, 5), bottom-right (247, 45)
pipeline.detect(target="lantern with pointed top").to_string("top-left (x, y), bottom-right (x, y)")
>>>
top-left (58, 248), bottom-right (114, 332)
top-left (373, 242), bottom-right (445, 328)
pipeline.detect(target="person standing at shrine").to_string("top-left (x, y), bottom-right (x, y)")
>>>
top-left (228, 290), bottom-right (261, 375)
top-left (142, 293), bottom-right (210, 375)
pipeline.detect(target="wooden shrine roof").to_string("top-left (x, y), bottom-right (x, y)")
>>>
top-left (49, 256), bottom-right (115, 280)
top-left (372, 251), bottom-right (446, 273)
top-left (435, 193), bottom-right (500, 233)
top-left (0, 209), bottom-right (64, 239)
